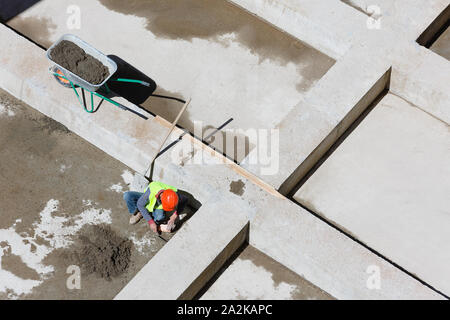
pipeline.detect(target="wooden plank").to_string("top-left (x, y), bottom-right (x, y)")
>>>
top-left (154, 116), bottom-right (285, 199)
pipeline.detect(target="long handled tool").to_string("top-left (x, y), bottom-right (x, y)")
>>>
top-left (158, 235), bottom-right (168, 242)
top-left (144, 98), bottom-right (191, 179)
top-left (156, 117), bottom-right (234, 160)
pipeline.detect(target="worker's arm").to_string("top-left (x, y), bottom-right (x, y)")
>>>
top-left (136, 189), bottom-right (155, 224)
top-left (170, 211), bottom-right (178, 220)
top-left (166, 211), bottom-right (178, 231)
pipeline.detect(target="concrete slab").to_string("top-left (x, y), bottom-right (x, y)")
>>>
top-left (6, 0), bottom-right (335, 162)
top-left (294, 93), bottom-right (450, 296)
top-left (200, 245), bottom-right (334, 300)
top-left (0, 88), bottom-right (167, 299)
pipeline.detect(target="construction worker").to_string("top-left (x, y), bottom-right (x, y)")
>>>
top-left (123, 181), bottom-right (187, 233)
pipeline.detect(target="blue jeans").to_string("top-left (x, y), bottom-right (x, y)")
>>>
top-left (123, 191), bottom-right (167, 223)
top-left (123, 191), bottom-right (143, 214)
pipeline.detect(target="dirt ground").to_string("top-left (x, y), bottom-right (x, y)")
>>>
top-left (0, 88), bottom-right (173, 299)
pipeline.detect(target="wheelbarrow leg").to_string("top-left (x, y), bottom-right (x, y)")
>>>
top-left (81, 87), bottom-right (103, 113)
top-left (81, 88), bottom-right (87, 108)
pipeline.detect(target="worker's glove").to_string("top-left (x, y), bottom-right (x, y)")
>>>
top-left (166, 212), bottom-right (177, 232)
top-left (166, 219), bottom-right (175, 232)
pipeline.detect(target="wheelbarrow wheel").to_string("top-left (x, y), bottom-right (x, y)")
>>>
top-left (52, 67), bottom-right (72, 88)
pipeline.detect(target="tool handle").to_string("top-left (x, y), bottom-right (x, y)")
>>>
top-left (112, 78), bottom-right (151, 87)
top-left (144, 98), bottom-right (191, 177)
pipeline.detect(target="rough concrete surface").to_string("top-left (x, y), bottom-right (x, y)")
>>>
top-left (295, 93), bottom-right (450, 296)
top-left (0, 88), bottom-right (167, 299)
top-left (201, 245), bottom-right (334, 300)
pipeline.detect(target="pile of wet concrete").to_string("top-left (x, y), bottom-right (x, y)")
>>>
top-left (68, 224), bottom-right (132, 280)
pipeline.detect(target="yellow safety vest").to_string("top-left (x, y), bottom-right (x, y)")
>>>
top-left (145, 181), bottom-right (177, 213)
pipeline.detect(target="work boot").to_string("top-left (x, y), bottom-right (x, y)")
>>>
top-left (129, 212), bottom-right (143, 225)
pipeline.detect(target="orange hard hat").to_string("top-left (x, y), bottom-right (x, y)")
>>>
top-left (160, 189), bottom-right (178, 211)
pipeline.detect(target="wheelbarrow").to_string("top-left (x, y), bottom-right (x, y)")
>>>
top-left (46, 34), bottom-right (150, 119)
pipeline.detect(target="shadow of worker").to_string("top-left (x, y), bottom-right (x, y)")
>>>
top-left (105, 54), bottom-right (157, 106)
top-left (172, 189), bottom-right (202, 232)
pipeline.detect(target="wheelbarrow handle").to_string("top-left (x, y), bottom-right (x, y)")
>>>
top-left (111, 78), bottom-right (151, 87)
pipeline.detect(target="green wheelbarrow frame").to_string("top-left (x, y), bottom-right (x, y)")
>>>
top-left (50, 67), bottom-right (149, 119)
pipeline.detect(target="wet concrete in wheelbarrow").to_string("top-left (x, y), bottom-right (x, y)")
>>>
top-left (0, 89), bottom-right (170, 299)
top-left (49, 40), bottom-right (110, 85)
